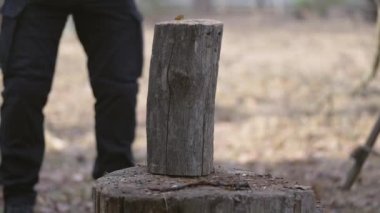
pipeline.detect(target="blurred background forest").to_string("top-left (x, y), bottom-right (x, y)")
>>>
top-left (1, 0), bottom-right (380, 212)
top-left (137, 0), bottom-right (377, 21)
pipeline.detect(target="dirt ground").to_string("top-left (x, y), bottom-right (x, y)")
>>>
top-left (0, 14), bottom-right (380, 212)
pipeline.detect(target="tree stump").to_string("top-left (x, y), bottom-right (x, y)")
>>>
top-left (93, 19), bottom-right (319, 213)
top-left (93, 166), bottom-right (317, 213)
top-left (147, 19), bottom-right (223, 177)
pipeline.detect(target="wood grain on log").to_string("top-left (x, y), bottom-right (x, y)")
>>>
top-left (147, 19), bottom-right (223, 176)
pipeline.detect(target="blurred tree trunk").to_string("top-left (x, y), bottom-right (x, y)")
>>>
top-left (365, 0), bottom-right (378, 22)
top-left (193, 0), bottom-right (212, 13)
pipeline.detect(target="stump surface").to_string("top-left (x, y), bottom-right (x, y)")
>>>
top-left (93, 166), bottom-right (317, 213)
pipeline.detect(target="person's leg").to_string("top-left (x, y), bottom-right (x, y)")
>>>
top-left (0, 1), bottom-right (68, 206)
top-left (72, 0), bottom-right (143, 179)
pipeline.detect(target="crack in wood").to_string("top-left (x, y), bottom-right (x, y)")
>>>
top-left (165, 40), bottom-right (176, 174)
top-left (148, 180), bottom-right (251, 193)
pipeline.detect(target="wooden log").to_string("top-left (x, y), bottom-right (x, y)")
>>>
top-left (93, 166), bottom-right (317, 213)
top-left (147, 19), bottom-right (223, 176)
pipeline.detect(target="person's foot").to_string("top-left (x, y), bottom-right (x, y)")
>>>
top-left (4, 204), bottom-right (34, 213)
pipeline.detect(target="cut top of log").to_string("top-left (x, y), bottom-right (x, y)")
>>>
top-left (158, 19), bottom-right (223, 26)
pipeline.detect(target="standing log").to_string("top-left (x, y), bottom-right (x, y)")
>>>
top-left (147, 19), bottom-right (223, 177)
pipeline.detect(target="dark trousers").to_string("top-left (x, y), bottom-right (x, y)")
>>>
top-left (0, 0), bottom-right (143, 205)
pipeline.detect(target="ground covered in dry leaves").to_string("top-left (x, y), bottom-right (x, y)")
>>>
top-left (0, 15), bottom-right (380, 212)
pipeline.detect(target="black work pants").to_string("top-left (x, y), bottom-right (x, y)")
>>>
top-left (0, 0), bottom-right (143, 205)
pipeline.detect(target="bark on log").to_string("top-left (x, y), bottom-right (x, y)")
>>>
top-left (147, 19), bottom-right (223, 177)
top-left (93, 166), bottom-right (317, 213)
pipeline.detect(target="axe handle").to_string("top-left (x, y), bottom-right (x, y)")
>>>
top-left (342, 114), bottom-right (380, 190)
